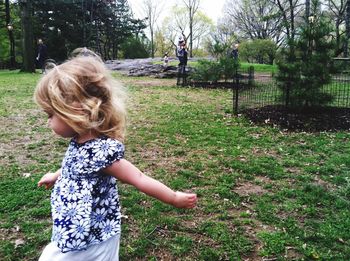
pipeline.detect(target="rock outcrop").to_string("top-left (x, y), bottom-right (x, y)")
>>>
top-left (105, 58), bottom-right (193, 78)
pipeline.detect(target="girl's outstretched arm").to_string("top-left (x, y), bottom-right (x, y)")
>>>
top-left (38, 168), bottom-right (61, 189)
top-left (104, 159), bottom-right (197, 209)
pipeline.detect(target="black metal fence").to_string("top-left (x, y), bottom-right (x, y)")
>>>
top-left (237, 78), bottom-right (279, 112)
top-left (0, 61), bottom-right (11, 70)
top-left (235, 66), bottom-right (350, 113)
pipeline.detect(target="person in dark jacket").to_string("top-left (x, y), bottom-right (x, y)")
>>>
top-left (36, 39), bottom-right (48, 73)
top-left (176, 39), bottom-right (188, 86)
top-left (231, 43), bottom-right (239, 60)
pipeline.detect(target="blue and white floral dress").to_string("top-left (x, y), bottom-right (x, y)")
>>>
top-left (40, 136), bottom-right (124, 260)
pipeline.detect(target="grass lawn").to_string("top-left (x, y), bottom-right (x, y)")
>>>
top-left (0, 70), bottom-right (349, 260)
top-left (154, 59), bottom-right (277, 74)
top-left (240, 62), bottom-right (277, 73)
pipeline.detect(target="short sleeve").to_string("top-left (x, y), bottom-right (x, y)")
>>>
top-left (90, 138), bottom-right (125, 173)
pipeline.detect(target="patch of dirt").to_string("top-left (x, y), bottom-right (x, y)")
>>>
top-left (255, 176), bottom-right (272, 184)
top-left (254, 73), bottom-right (274, 84)
top-left (0, 225), bottom-right (26, 249)
top-left (285, 167), bottom-right (302, 175)
top-left (0, 110), bottom-right (62, 168)
top-left (243, 105), bottom-right (350, 132)
top-left (242, 219), bottom-right (304, 261)
top-left (120, 78), bottom-right (176, 88)
top-left (240, 218), bottom-right (279, 261)
top-left (313, 176), bottom-right (337, 191)
top-left (233, 182), bottom-right (268, 197)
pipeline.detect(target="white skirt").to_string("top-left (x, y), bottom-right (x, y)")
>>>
top-left (38, 234), bottom-right (120, 261)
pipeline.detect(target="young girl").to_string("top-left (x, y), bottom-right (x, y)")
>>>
top-left (35, 53), bottom-right (197, 261)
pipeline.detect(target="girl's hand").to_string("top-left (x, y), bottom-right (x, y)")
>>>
top-left (38, 171), bottom-right (60, 189)
top-left (173, 191), bottom-right (197, 209)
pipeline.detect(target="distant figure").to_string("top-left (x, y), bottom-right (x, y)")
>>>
top-left (231, 43), bottom-right (239, 60)
top-left (176, 39), bottom-right (188, 86)
top-left (163, 52), bottom-right (169, 68)
top-left (36, 39), bottom-right (48, 73)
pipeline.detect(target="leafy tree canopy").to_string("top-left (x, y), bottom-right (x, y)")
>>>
top-left (30, 0), bottom-right (147, 61)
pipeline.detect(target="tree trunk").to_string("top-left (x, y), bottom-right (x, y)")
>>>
top-left (188, 4), bottom-right (193, 58)
top-left (345, 0), bottom-right (350, 57)
top-left (305, 0), bottom-right (310, 22)
top-left (20, 0), bottom-right (35, 72)
top-left (189, 16), bottom-right (193, 57)
top-left (151, 29), bottom-right (154, 58)
top-left (5, 0), bottom-right (16, 68)
top-left (335, 21), bottom-right (342, 56)
top-left (82, 0), bottom-right (87, 47)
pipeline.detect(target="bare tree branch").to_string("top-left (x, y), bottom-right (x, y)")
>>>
top-left (142, 0), bottom-right (165, 58)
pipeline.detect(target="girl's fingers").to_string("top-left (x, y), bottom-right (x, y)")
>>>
top-left (38, 178), bottom-right (48, 187)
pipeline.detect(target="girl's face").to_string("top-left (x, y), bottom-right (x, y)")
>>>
top-left (47, 113), bottom-right (77, 138)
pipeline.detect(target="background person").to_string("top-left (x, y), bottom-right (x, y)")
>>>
top-left (176, 39), bottom-right (188, 86)
top-left (231, 43), bottom-right (239, 60)
top-left (163, 52), bottom-right (169, 68)
top-left (36, 39), bottom-right (48, 73)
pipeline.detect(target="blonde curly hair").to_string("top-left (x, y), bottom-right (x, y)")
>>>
top-left (34, 54), bottom-right (127, 141)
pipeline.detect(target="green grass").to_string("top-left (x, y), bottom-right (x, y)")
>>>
top-left (153, 60), bottom-right (198, 68)
top-left (240, 62), bottom-right (277, 73)
top-left (153, 59), bottom-right (277, 73)
top-left (0, 70), bottom-right (350, 260)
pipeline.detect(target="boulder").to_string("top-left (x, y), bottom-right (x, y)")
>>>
top-left (105, 58), bottom-right (194, 78)
top-left (128, 64), bottom-right (179, 78)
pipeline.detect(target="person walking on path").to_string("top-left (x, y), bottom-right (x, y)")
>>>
top-left (36, 39), bottom-right (48, 73)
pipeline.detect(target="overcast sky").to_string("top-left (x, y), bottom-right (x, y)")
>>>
top-left (128, 0), bottom-right (226, 25)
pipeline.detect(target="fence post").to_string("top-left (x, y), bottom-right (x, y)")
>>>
top-left (248, 66), bottom-right (254, 85)
top-left (285, 81), bottom-right (290, 107)
top-left (233, 68), bottom-right (239, 115)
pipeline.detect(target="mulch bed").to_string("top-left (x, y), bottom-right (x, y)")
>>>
top-left (242, 105), bottom-right (350, 132)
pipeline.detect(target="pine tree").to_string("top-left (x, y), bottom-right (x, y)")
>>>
top-left (276, 0), bottom-right (334, 108)
top-left (275, 39), bottom-right (299, 107)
